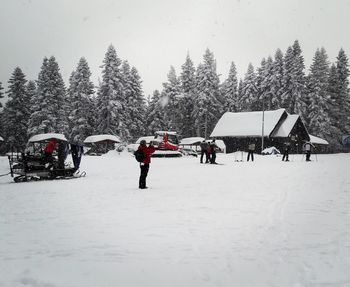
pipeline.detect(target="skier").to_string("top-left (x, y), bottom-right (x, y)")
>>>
top-left (210, 139), bottom-right (220, 164)
top-left (137, 140), bottom-right (155, 189)
top-left (303, 141), bottom-right (312, 162)
top-left (199, 139), bottom-right (209, 163)
top-left (247, 141), bottom-right (255, 162)
top-left (282, 140), bottom-right (291, 162)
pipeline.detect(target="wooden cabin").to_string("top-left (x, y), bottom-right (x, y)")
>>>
top-left (210, 109), bottom-right (310, 154)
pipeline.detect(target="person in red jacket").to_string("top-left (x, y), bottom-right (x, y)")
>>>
top-left (138, 140), bottom-right (155, 189)
top-left (43, 139), bottom-right (56, 166)
top-left (44, 139), bottom-right (56, 154)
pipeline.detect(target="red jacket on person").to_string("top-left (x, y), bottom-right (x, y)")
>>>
top-left (44, 140), bottom-right (56, 154)
top-left (138, 144), bottom-right (155, 164)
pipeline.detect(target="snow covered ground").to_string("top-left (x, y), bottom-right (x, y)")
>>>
top-left (1, 152), bottom-right (350, 287)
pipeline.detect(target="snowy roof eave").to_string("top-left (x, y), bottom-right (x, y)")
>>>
top-left (180, 137), bottom-right (205, 145)
top-left (28, 133), bottom-right (68, 143)
top-left (84, 134), bottom-right (121, 144)
top-left (309, 134), bottom-right (329, 145)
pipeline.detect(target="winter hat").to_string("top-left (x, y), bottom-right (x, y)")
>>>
top-left (140, 140), bottom-right (146, 145)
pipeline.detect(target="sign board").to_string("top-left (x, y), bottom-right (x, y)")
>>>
top-left (342, 135), bottom-right (350, 147)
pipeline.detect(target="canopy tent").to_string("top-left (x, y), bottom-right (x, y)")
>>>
top-left (84, 134), bottom-right (121, 155)
top-left (28, 133), bottom-right (67, 143)
top-left (179, 137), bottom-right (205, 155)
top-left (179, 137), bottom-right (205, 146)
top-left (84, 134), bottom-right (121, 144)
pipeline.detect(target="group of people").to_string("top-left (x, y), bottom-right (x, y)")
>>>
top-left (281, 140), bottom-right (313, 162)
top-left (199, 139), bottom-right (221, 164)
top-left (136, 139), bottom-right (221, 190)
top-left (136, 138), bottom-right (315, 190)
top-left (244, 139), bottom-right (314, 163)
top-left (42, 139), bottom-right (84, 171)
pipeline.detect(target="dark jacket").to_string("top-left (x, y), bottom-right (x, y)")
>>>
top-left (284, 142), bottom-right (291, 151)
top-left (200, 141), bottom-right (209, 151)
top-left (210, 142), bottom-right (219, 153)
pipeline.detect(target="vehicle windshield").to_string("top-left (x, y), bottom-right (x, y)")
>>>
top-left (154, 133), bottom-right (179, 144)
top-left (168, 134), bottom-right (179, 144)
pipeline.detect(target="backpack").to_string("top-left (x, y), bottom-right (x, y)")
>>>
top-left (134, 149), bottom-right (145, 162)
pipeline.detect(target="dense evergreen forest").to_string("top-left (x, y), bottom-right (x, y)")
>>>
top-left (0, 40), bottom-right (349, 152)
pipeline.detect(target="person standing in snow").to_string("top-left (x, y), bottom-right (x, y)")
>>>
top-left (71, 144), bottom-right (84, 171)
top-left (303, 141), bottom-right (312, 162)
top-left (247, 141), bottom-right (255, 162)
top-left (209, 139), bottom-right (220, 164)
top-left (138, 140), bottom-right (155, 189)
top-left (207, 143), bottom-right (212, 163)
top-left (282, 140), bottom-right (291, 162)
top-left (57, 141), bottom-right (67, 169)
top-left (199, 140), bottom-right (209, 163)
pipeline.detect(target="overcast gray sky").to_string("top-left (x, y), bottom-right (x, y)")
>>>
top-left (1, 0), bottom-right (350, 99)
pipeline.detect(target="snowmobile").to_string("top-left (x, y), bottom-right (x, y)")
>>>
top-left (152, 131), bottom-right (182, 157)
top-left (8, 133), bottom-right (85, 182)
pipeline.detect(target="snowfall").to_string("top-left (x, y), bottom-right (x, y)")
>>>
top-left (1, 151), bottom-right (350, 287)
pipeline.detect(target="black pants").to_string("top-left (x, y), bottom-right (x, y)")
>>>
top-left (282, 150), bottom-right (289, 161)
top-left (139, 163), bottom-right (150, 188)
top-left (306, 151), bottom-right (311, 161)
top-left (247, 151), bottom-right (254, 161)
top-left (200, 150), bottom-right (209, 163)
top-left (210, 152), bottom-right (216, 164)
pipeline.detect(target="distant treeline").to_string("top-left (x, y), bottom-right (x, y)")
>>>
top-left (0, 40), bottom-right (349, 152)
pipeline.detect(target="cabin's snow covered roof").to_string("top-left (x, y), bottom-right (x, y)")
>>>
top-left (270, 115), bottom-right (299, 137)
top-left (309, 135), bottom-right (329, 145)
top-left (136, 136), bottom-right (155, 144)
top-left (84, 134), bottom-right (121, 144)
top-left (180, 137), bottom-right (205, 145)
top-left (210, 109), bottom-right (286, 138)
top-left (28, 133), bottom-right (67, 142)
